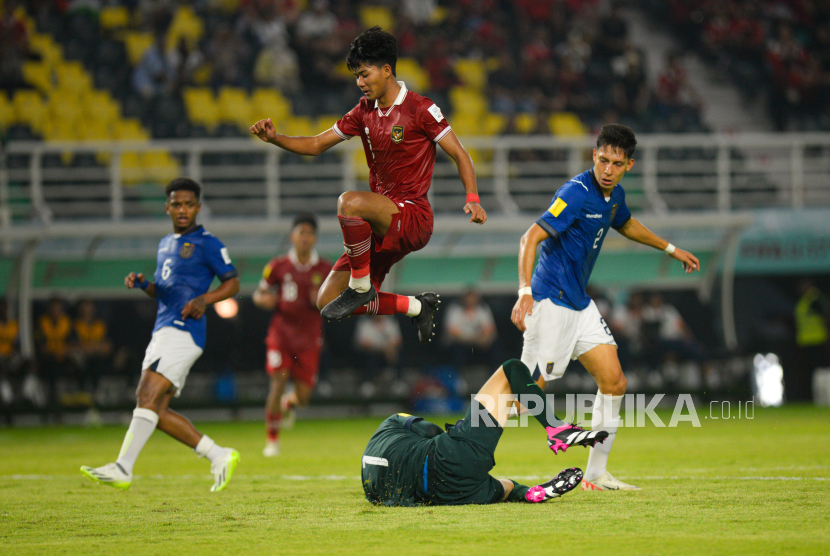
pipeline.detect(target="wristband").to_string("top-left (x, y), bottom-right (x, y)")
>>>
top-left (136, 277), bottom-right (149, 290)
top-left (466, 193), bottom-right (480, 205)
top-left (664, 243), bottom-right (676, 255)
top-left (518, 286), bottom-right (532, 297)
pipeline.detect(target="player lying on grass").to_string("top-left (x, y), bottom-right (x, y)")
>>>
top-left (81, 178), bottom-right (240, 492)
top-left (361, 359), bottom-right (607, 506)
top-left (251, 27), bottom-right (487, 343)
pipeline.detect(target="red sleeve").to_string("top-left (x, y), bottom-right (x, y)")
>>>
top-left (333, 103), bottom-right (363, 140)
top-left (416, 97), bottom-right (452, 143)
top-left (263, 259), bottom-right (282, 287)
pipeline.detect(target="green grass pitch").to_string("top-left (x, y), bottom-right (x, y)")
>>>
top-left (2, 405), bottom-right (829, 556)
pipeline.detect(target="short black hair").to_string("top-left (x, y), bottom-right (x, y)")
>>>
top-left (165, 177), bottom-right (201, 200)
top-left (292, 212), bottom-right (318, 232)
top-left (596, 124), bottom-right (637, 159)
top-left (346, 26), bottom-right (397, 75)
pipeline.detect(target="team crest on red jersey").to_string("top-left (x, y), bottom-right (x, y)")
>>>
top-left (179, 242), bottom-right (195, 259)
top-left (391, 125), bottom-right (404, 143)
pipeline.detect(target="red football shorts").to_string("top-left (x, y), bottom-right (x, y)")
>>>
top-left (265, 337), bottom-right (321, 388)
top-left (332, 201), bottom-right (433, 289)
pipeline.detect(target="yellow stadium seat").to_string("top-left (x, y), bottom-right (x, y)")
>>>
top-left (484, 113), bottom-right (507, 135)
top-left (167, 6), bottom-right (204, 50)
top-left (78, 119), bottom-right (112, 141)
top-left (454, 59), bottom-right (487, 91)
top-left (314, 115), bottom-right (340, 134)
top-left (122, 32), bottom-right (155, 65)
top-left (48, 94), bottom-right (83, 125)
top-left (0, 92), bottom-right (12, 130)
top-left (217, 87), bottom-right (252, 131)
top-left (143, 151), bottom-right (181, 183)
top-left (284, 116), bottom-right (314, 138)
top-left (21, 62), bottom-right (52, 94)
top-left (114, 119), bottom-right (150, 141)
top-left (549, 112), bottom-right (587, 137)
top-left (449, 86), bottom-right (487, 117)
top-left (99, 6), bottom-right (131, 30)
top-left (182, 87), bottom-right (220, 130)
top-left (54, 61), bottom-right (93, 94)
top-left (396, 58), bottom-right (429, 91)
top-left (359, 6), bottom-right (394, 31)
top-left (513, 113), bottom-right (537, 134)
top-left (12, 90), bottom-right (47, 131)
top-left (448, 113), bottom-right (478, 137)
top-left (251, 88), bottom-right (292, 122)
top-left (28, 33), bottom-right (63, 67)
top-left (83, 90), bottom-right (121, 123)
top-left (44, 118), bottom-right (81, 142)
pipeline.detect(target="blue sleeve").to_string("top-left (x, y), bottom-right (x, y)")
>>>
top-left (204, 237), bottom-right (238, 282)
top-left (611, 192), bottom-right (632, 229)
top-left (536, 181), bottom-right (588, 238)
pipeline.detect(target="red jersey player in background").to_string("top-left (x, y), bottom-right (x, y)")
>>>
top-left (250, 27), bottom-right (486, 343)
top-left (253, 213), bottom-right (332, 457)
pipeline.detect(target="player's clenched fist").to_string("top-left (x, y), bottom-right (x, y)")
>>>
top-left (464, 202), bottom-right (487, 225)
top-left (125, 272), bottom-right (145, 289)
top-left (250, 118), bottom-right (277, 143)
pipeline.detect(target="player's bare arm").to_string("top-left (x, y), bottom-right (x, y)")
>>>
top-left (616, 217), bottom-right (700, 273)
top-left (511, 223), bottom-right (550, 331)
top-left (438, 131), bottom-right (487, 225)
top-left (181, 277), bottom-right (240, 320)
top-left (125, 272), bottom-right (156, 298)
top-left (250, 119), bottom-right (344, 156)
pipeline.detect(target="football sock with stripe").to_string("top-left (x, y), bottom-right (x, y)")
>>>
top-left (115, 408), bottom-right (159, 475)
top-left (502, 359), bottom-right (565, 428)
top-left (338, 215), bottom-right (372, 293)
top-left (351, 293), bottom-right (422, 316)
top-left (194, 435), bottom-right (227, 465)
top-left (585, 390), bottom-right (623, 480)
top-left (266, 410), bottom-right (281, 442)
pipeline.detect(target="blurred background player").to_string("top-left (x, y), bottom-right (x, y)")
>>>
top-left (361, 359), bottom-right (605, 506)
top-left (250, 27), bottom-right (487, 342)
top-left (253, 213), bottom-right (332, 457)
top-left (512, 124), bottom-right (700, 492)
top-left (81, 178), bottom-right (241, 492)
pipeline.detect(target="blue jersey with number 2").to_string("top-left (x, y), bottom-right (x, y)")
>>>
top-left (532, 170), bottom-right (631, 311)
top-left (152, 225), bottom-right (237, 348)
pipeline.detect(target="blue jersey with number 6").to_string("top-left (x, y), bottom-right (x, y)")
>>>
top-left (532, 169), bottom-right (631, 311)
top-left (152, 225), bottom-right (237, 348)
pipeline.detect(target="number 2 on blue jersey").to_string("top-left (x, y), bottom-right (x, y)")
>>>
top-left (593, 228), bottom-right (604, 249)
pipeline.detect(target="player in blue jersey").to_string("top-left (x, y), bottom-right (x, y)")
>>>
top-left (81, 178), bottom-right (241, 492)
top-left (511, 124), bottom-right (700, 491)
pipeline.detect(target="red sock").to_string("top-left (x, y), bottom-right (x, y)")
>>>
top-left (338, 215), bottom-right (372, 279)
top-left (352, 292), bottom-right (409, 315)
top-left (266, 410), bottom-right (281, 442)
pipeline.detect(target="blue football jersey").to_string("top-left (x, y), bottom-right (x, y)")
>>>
top-left (152, 225), bottom-right (237, 348)
top-left (532, 169), bottom-right (631, 311)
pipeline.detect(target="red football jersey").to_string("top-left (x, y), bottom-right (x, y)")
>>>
top-left (333, 82), bottom-right (452, 206)
top-left (261, 249), bottom-right (333, 351)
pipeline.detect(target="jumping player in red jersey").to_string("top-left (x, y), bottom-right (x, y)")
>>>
top-left (253, 214), bottom-right (333, 457)
top-left (250, 27), bottom-right (486, 343)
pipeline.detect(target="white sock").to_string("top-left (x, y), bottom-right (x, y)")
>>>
top-left (194, 435), bottom-right (227, 465)
top-left (349, 275), bottom-right (371, 293)
top-left (115, 408), bottom-right (159, 476)
top-left (405, 296), bottom-right (422, 317)
top-left (585, 390), bottom-right (623, 481)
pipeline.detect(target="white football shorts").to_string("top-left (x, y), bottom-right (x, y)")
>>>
top-left (520, 298), bottom-right (617, 382)
top-left (141, 326), bottom-right (203, 396)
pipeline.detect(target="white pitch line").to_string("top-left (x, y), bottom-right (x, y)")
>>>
top-left (2, 474), bottom-right (830, 482)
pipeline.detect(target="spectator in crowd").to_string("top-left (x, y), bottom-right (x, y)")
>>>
top-left (132, 32), bottom-right (174, 100)
top-left (443, 288), bottom-right (499, 370)
top-left (72, 299), bottom-right (113, 405)
top-left (640, 293), bottom-right (707, 370)
top-left (36, 297), bottom-right (75, 409)
top-left (354, 315), bottom-right (403, 399)
top-left (654, 52), bottom-right (703, 131)
top-left (0, 297), bottom-right (20, 422)
top-left (793, 280), bottom-right (830, 403)
top-left (610, 291), bottom-right (645, 369)
top-left (207, 24), bottom-right (252, 89)
top-left (0, 2), bottom-right (31, 94)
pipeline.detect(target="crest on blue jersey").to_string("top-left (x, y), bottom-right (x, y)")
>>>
top-left (609, 204), bottom-right (618, 222)
top-left (179, 242), bottom-right (195, 259)
top-left (391, 125), bottom-right (404, 143)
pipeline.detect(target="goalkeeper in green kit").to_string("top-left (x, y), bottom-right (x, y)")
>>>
top-left (361, 359), bottom-right (608, 506)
